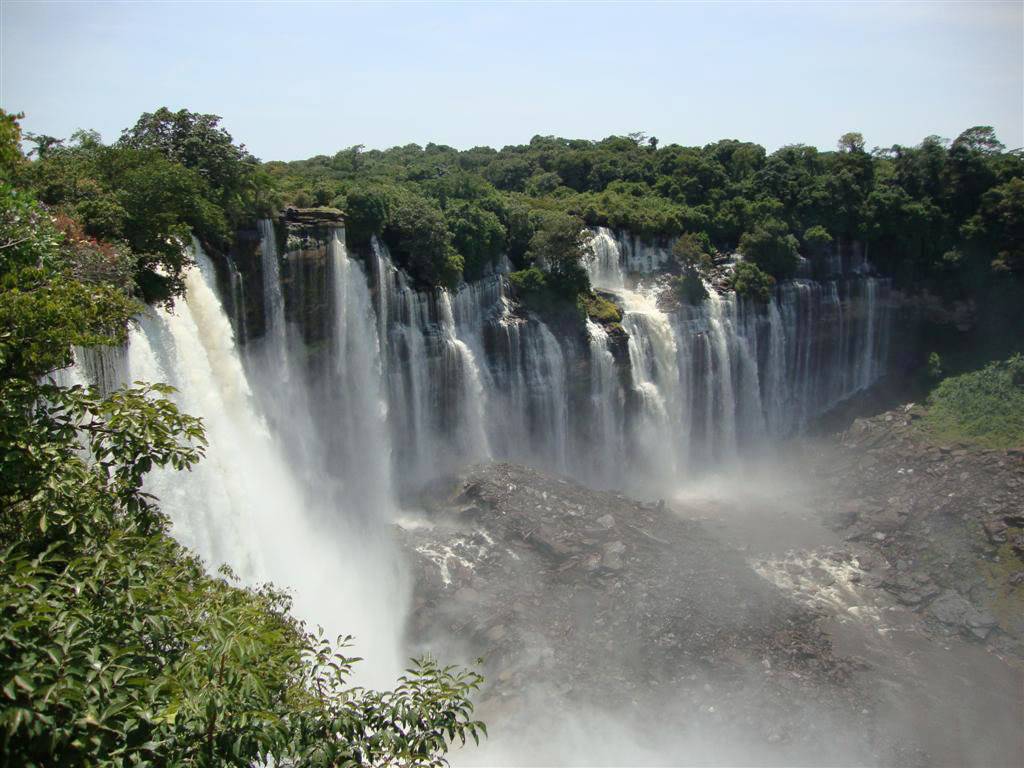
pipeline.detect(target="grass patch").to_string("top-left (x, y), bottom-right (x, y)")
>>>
top-left (579, 291), bottom-right (622, 326)
top-left (921, 354), bottom-right (1024, 448)
top-left (978, 533), bottom-right (1024, 633)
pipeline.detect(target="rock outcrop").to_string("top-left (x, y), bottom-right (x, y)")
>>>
top-left (812, 405), bottom-right (1024, 653)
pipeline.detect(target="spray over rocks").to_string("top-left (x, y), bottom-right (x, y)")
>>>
top-left (399, 464), bottom-right (886, 766)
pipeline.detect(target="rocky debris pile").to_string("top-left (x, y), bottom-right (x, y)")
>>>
top-left (811, 404), bottom-right (1024, 652)
top-left (398, 463), bottom-right (870, 751)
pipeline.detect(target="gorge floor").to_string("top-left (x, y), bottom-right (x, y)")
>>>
top-left (396, 411), bottom-right (1023, 766)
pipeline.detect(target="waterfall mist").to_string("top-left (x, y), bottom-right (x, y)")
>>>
top-left (76, 238), bottom-right (408, 687)
top-left (66, 220), bottom-right (903, 762)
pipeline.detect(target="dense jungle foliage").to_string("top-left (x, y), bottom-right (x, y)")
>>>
top-left (266, 128), bottom-right (1023, 299)
top-left (1, 109), bottom-right (484, 766)
top-left (20, 108), bottom-right (1024, 336)
top-left (3, 105), bottom-right (1023, 762)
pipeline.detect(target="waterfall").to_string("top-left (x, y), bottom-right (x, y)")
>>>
top-left (480, 303), bottom-right (570, 472)
top-left (325, 229), bottom-right (395, 516)
top-left (703, 290), bottom-right (741, 461)
top-left (55, 219), bottom-right (894, 689)
top-left (534, 322), bottom-right (569, 473)
top-left (619, 286), bottom-right (683, 482)
top-left (586, 319), bottom-right (625, 485)
top-left (76, 343), bottom-right (127, 395)
top-left (69, 240), bottom-right (408, 688)
top-left (372, 237), bottom-right (491, 486)
top-left (583, 229), bottom-right (891, 484)
top-left (588, 227), bottom-right (626, 289)
top-left (255, 219), bottom-right (289, 381)
top-left (437, 290), bottom-right (490, 464)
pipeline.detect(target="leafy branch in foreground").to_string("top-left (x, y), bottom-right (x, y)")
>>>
top-left (0, 108), bottom-right (484, 767)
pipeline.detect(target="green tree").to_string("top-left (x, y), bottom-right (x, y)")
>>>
top-left (0, 112), bottom-right (486, 767)
top-left (671, 231), bottom-right (713, 272)
top-left (802, 225), bottom-right (833, 252)
top-left (524, 211), bottom-right (591, 299)
top-left (446, 201), bottom-right (506, 280)
top-left (119, 108), bottom-right (253, 203)
top-left (728, 260), bottom-right (776, 302)
top-left (342, 184), bottom-right (393, 245)
top-left (837, 132), bottom-right (866, 154)
top-left (738, 218), bottom-right (799, 278)
top-left (0, 111), bottom-right (24, 181)
top-left (383, 188), bottom-right (462, 288)
top-left (963, 177), bottom-right (1024, 274)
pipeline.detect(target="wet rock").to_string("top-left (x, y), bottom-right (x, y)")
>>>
top-left (812, 403), bottom-right (1024, 656)
top-left (523, 524), bottom-right (574, 561)
top-left (601, 541), bottom-right (626, 571)
top-left (872, 509), bottom-right (906, 533)
top-left (401, 462), bottom-right (850, 715)
top-left (982, 518), bottom-right (1008, 544)
top-left (882, 575), bottom-right (937, 606)
top-left (928, 591), bottom-right (998, 640)
top-left (1010, 532), bottom-right (1024, 558)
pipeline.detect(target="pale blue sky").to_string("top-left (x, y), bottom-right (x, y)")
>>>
top-left (2, 1), bottom-right (1022, 160)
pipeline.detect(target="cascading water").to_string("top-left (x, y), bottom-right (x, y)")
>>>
top-left (261, 222), bottom-right (889, 496)
top-left (322, 229), bottom-right (395, 516)
top-left (255, 218), bottom-right (290, 381)
top-left (57, 216), bottom-right (895, 713)
top-left (583, 228), bottom-right (891, 487)
top-left (73, 239), bottom-right (407, 688)
top-left (372, 238), bottom-right (491, 486)
top-left (620, 286), bottom-right (684, 480)
top-left (589, 228), bottom-right (626, 289)
top-left (585, 319), bottom-right (626, 484)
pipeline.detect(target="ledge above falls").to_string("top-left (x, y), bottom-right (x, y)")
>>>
top-left (280, 206), bottom-right (345, 250)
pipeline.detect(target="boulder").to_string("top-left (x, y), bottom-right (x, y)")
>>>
top-left (928, 591), bottom-right (998, 640)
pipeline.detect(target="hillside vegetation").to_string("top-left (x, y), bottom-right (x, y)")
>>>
top-left (1, 110), bottom-right (484, 766)
top-left (922, 354), bottom-right (1024, 449)
top-left (23, 112), bottom-right (1024, 322)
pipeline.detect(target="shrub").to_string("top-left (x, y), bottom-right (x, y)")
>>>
top-left (579, 291), bottom-right (623, 325)
top-left (738, 218), bottom-right (799, 278)
top-left (446, 201), bottom-right (506, 280)
top-left (674, 270), bottom-right (709, 305)
top-left (728, 260), bottom-right (776, 302)
top-left (922, 354), bottom-right (1024, 448)
top-left (509, 266), bottom-right (548, 294)
top-left (382, 188), bottom-right (461, 288)
top-left (671, 231), bottom-right (713, 272)
top-left (803, 224), bottom-right (833, 252)
top-left (524, 211), bottom-right (591, 299)
top-left (343, 184), bottom-right (393, 245)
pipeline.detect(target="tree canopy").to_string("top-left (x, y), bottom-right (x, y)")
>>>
top-left (255, 126), bottom-right (1022, 314)
top-left (1, 110), bottom-right (484, 766)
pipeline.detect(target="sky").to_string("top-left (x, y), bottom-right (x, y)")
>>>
top-left (2, 1), bottom-right (1022, 161)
